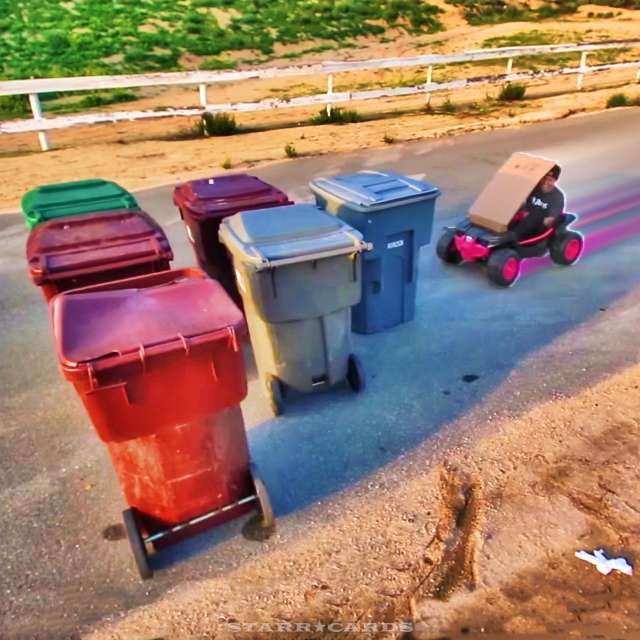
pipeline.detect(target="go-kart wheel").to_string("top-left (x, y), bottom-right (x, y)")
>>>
top-left (266, 375), bottom-right (284, 416)
top-left (436, 230), bottom-right (463, 264)
top-left (549, 231), bottom-right (583, 266)
top-left (487, 249), bottom-right (521, 287)
top-left (122, 508), bottom-right (152, 580)
top-left (346, 353), bottom-right (365, 393)
top-left (250, 464), bottom-right (275, 532)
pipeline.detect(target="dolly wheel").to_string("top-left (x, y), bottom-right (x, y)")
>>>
top-left (436, 230), bottom-right (463, 264)
top-left (122, 508), bottom-right (152, 580)
top-left (347, 354), bottom-right (365, 392)
top-left (251, 467), bottom-right (275, 532)
top-left (487, 249), bottom-right (521, 287)
top-left (267, 375), bottom-right (284, 416)
top-left (550, 231), bottom-right (583, 266)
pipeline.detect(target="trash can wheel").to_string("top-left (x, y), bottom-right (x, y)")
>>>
top-left (251, 466), bottom-right (275, 531)
top-left (347, 353), bottom-right (365, 392)
top-left (122, 508), bottom-right (152, 580)
top-left (267, 375), bottom-right (284, 416)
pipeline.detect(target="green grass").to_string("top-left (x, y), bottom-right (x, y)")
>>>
top-left (0, 0), bottom-right (443, 81)
top-left (447, 0), bottom-right (640, 25)
top-left (483, 30), bottom-right (581, 48)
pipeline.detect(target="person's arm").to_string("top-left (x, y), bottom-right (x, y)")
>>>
top-left (543, 190), bottom-right (565, 227)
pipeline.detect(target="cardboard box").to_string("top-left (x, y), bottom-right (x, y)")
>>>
top-left (469, 152), bottom-right (557, 233)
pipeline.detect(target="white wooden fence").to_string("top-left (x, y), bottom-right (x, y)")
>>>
top-left (1, 40), bottom-right (639, 151)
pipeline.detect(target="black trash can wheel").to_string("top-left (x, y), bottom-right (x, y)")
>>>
top-left (266, 375), bottom-right (284, 416)
top-left (250, 465), bottom-right (275, 532)
top-left (347, 353), bottom-right (365, 392)
top-left (123, 508), bottom-right (152, 580)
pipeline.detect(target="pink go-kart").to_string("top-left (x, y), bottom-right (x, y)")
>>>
top-left (436, 212), bottom-right (584, 287)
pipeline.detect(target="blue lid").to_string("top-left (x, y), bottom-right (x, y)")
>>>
top-left (310, 171), bottom-right (440, 209)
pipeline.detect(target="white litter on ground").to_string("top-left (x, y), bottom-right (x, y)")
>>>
top-left (575, 549), bottom-right (634, 576)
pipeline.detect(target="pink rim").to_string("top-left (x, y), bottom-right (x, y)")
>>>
top-left (502, 257), bottom-right (519, 282)
top-left (564, 237), bottom-right (582, 261)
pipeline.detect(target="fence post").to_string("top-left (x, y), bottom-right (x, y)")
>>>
top-left (506, 57), bottom-right (513, 75)
top-left (28, 93), bottom-right (50, 152)
top-left (577, 52), bottom-right (589, 90)
top-left (326, 74), bottom-right (333, 117)
top-left (426, 65), bottom-right (433, 106)
top-left (199, 83), bottom-right (208, 108)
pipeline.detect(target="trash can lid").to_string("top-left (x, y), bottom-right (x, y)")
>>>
top-left (310, 171), bottom-right (440, 211)
top-left (173, 174), bottom-right (290, 219)
top-left (22, 179), bottom-right (140, 229)
top-left (219, 204), bottom-right (368, 270)
top-left (52, 269), bottom-right (244, 368)
top-left (26, 209), bottom-right (173, 284)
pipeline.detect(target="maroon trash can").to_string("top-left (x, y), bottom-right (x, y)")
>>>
top-left (27, 209), bottom-right (173, 302)
top-left (173, 174), bottom-right (291, 301)
top-left (50, 268), bottom-right (274, 579)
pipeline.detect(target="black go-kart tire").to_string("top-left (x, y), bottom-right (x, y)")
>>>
top-left (436, 230), bottom-right (463, 264)
top-left (346, 354), bottom-right (365, 392)
top-left (549, 231), bottom-right (583, 266)
top-left (122, 508), bottom-right (152, 580)
top-left (487, 249), bottom-right (521, 287)
top-left (266, 375), bottom-right (284, 416)
top-left (250, 464), bottom-right (275, 532)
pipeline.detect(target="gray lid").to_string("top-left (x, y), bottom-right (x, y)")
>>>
top-left (219, 203), bottom-right (368, 269)
top-left (310, 170), bottom-right (440, 210)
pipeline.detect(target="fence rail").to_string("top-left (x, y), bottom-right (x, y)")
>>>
top-left (2, 40), bottom-right (639, 150)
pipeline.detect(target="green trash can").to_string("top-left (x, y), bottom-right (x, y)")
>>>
top-left (21, 179), bottom-right (141, 229)
top-left (219, 204), bottom-right (370, 415)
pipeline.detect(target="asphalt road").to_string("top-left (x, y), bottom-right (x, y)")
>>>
top-left (1, 108), bottom-right (640, 639)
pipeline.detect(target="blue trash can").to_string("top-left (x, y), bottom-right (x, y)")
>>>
top-left (310, 171), bottom-right (440, 334)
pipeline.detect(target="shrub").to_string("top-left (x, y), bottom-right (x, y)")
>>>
top-left (440, 97), bottom-right (457, 114)
top-left (607, 93), bottom-right (630, 108)
top-left (499, 83), bottom-right (527, 101)
top-left (221, 156), bottom-right (232, 169)
top-left (310, 107), bottom-right (363, 125)
top-left (383, 132), bottom-right (395, 144)
top-left (284, 143), bottom-right (298, 158)
top-left (201, 112), bottom-right (238, 136)
top-left (0, 94), bottom-right (30, 118)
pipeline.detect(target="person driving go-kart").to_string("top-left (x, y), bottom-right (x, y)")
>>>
top-left (509, 165), bottom-right (565, 241)
top-left (436, 152), bottom-right (583, 287)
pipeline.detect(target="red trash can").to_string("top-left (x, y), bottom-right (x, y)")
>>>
top-left (50, 268), bottom-right (274, 579)
top-left (173, 174), bottom-right (291, 301)
top-left (27, 209), bottom-right (173, 302)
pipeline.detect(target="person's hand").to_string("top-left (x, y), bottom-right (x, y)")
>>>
top-left (544, 216), bottom-right (555, 227)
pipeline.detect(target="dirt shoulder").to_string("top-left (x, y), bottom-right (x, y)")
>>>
top-left (86, 293), bottom-right (640, 640)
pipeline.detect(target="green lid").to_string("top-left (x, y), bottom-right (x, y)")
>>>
top-left (21, 179), bottom-right (140, 229)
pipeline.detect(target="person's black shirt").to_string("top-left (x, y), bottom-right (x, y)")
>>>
top-left (513, 186), bottom-right (565, 239)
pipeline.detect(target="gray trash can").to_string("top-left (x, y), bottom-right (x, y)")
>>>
top-left (310, 171), bottom-right (440, 334)
top-left (219, 203), bottom-right (370, 415)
